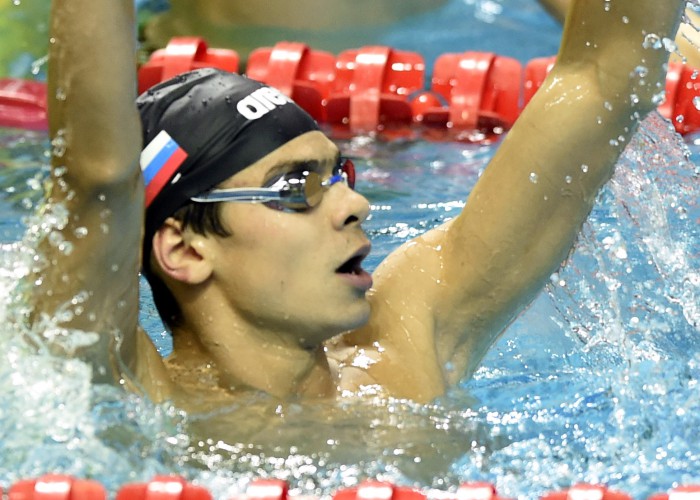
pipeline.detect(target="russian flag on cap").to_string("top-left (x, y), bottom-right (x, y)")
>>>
top-left (140, 130), bottom-right (188, 207)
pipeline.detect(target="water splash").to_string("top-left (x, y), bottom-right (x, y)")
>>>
top-left (460, 112), bottom-right (700, 499)
top-left (0, 110), bottom-right (699, 498)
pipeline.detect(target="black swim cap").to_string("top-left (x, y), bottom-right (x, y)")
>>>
top-left (137, 68), bottom-right (320, 266)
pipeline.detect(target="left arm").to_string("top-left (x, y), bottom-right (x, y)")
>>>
top-left (344, 0), bottom-right (684, 401)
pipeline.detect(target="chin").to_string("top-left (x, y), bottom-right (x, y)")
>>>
top-left (338, 300), bottom-right (372, 332)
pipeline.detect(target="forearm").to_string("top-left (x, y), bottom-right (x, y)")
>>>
top-left (557, 0), bottom-right (684, 115)
top-left (48, 0), bottom-right (142, 189)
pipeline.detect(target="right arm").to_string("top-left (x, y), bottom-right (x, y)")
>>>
top-left (33, 0), bottom-right (144, 382)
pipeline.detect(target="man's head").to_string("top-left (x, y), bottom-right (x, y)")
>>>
top-left (136, 68), bottom-right (321, 325)
top-left (136, 69), bottom-right (373, 340)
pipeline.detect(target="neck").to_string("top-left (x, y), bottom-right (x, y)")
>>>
top-left (168, 314), bottom-right (336, 400)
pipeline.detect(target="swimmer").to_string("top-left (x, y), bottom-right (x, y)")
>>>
top-left (38, 0), bottom-right (684, 410)
top-left (142, 0), bottom-right (448, 62)
top-left (539, 0), bottom-right (700, 67)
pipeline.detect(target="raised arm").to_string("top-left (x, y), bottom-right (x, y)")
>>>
top-left (33, 0), bottom-right (144, 381)
top-left (437, 0), bottom-right (683, 379)
top-left (347, 0), bottom-right (684, 401)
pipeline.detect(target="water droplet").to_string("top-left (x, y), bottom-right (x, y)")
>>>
top-left (55, 87), bottom-right (67, 101)
top-left (621, 15), bottom-right (629, 24)
top-left (73, 227), bottom-right (88, 239)
top-left (581, 164), bottom-right (589, 173)
top-left (662, 37), bottom-right (678, 53)
top-left (565, 175), bottom-right (572, 184)
top-left (31, 55), bottom-right (48, 75)
top-left (529, 172), bottom-right (539, 184)
top-left (51, 130), bottom-right (67, 158)
top-left (652, 90), bottom-right (666, 105)
top-left (643, 33), bottom-right (663, 50)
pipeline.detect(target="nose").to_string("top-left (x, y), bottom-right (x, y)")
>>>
top-left (327, 182), bottom-right (371, 230)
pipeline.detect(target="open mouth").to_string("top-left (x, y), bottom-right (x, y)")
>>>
top-left (336, 245), bottom-right (371, 276)
top-left (336, 255), bottom-right (365, 275)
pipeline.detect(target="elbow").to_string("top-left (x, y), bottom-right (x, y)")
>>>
top-left (58, 153), bottom-right (144, 201)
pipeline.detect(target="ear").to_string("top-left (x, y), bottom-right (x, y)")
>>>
top-left (151, 218), bottom-right (213, 285)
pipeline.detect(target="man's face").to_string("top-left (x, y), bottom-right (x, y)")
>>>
top-left (203, 131), bottom-right (373, 348)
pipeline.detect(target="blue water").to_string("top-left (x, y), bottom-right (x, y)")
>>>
top-left (1, 0), bottom-right (699, 499)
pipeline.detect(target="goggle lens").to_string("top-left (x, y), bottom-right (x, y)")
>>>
top-left (273, 157), bottom-right (356, 211)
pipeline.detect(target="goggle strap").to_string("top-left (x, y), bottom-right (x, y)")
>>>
top-left (191, 188), bottom-right (284, 203)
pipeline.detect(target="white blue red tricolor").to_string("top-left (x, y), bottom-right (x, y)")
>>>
top-left (140, 130), bottom-right (188, 207)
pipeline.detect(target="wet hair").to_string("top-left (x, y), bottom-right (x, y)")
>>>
top-left (136, 68), bottom-right (320, 326)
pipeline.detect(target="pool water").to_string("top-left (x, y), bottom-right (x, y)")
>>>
top-left (1, 0), bottom-right (699, 499)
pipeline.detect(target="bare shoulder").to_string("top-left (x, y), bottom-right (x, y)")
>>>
top-left (330, 222), bottom-right (456, 401)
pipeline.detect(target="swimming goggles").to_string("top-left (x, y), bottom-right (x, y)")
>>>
top-left (190, 157), bottom-right (356, 212)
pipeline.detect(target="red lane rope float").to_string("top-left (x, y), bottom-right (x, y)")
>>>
top-left (9, 474), bottom-right (106, 500)
top-left (0, 77), bottom-right (48, 131)
top-left (540, 484), bottom-right (631, 500)
top-left (663, 61), bottom-right (700, 135)
top-left (333, 481), bottom-right (426, 500)
top-left (7, 476), bottom-right (700, 500)
top-left (412, 51), bottom-right (522, 142)
top-left (116, 475), bottom-right (212, 500)
top-left (649, 485), bottom-right (700, 500)
top-left (137, 37), bottom-right (240, 95)
top-left (2, 37), bottom-right (700, 140)
top-left (247, 41), bottom-right (336, 122)
top-left (325, 45), bottom-right (425, 135)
